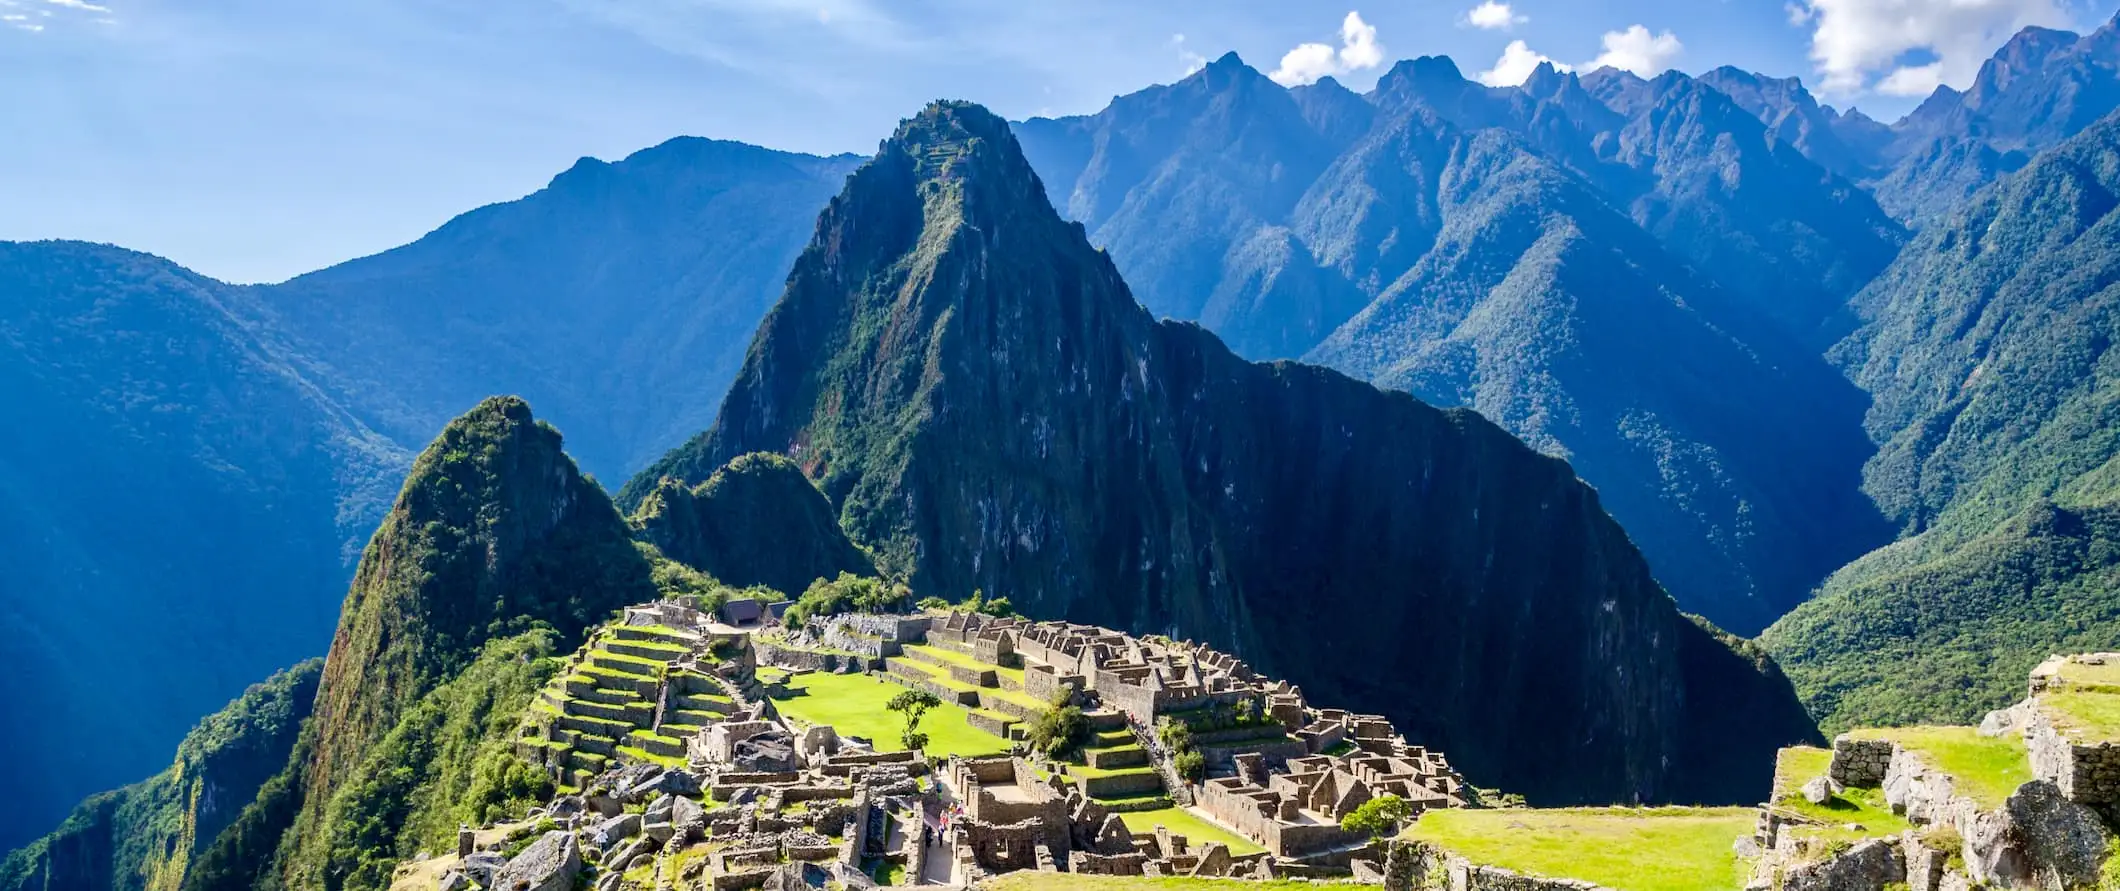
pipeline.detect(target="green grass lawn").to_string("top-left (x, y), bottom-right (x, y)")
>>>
top-left (1403, 807), bottom-right (1754, 891)
top-left (1115, 807), bottom-right (1263, 855)
top-left (2041, 690), bottom-right (2120, 742)
top-left (985, 876), bottom-right (1373, 891)
top-left (1771, 746), bottom-right (1831, 799)
top-left (770, 671), bottom-right (1010, 759)
top-left (1768, 746), bottom-right (1909, 846)
top-left (1849, 726), bottom-right (2030, 808)
top-left (2057, 659), bottom-right (2120, 692)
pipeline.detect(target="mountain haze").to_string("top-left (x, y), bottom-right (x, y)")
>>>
top-left (234, 138), bottom-right (861, 483)
top-left (0, 243), bottom-right (407, 854)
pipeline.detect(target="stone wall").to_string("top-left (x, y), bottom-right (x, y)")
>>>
top-left (1385, 840), bottom-right (1607, 890)
top-left (2027, 706), bottom-right (2120, 804)
top-left (967, 709), bottom-right (1015, 738)
top-left (1023, 665), bottom-right (1084, 704)
top-left (1829, 735), bottom-right (1895, 788)
top-left (755, 641), bottom-right (869, 674)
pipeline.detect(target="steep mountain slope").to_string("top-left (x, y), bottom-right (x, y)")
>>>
top-left (0, 661), bottom-right (321, 891)
top-left (1695, 66), bottom-right (1893, 182)
top-left (0, 243), bottom-right (407, 855)
top-left (1872, 19), bottom-right (2120, 223)
top-left (629, 452), bottom-right (875, 596)
top-left (1764, 111), bottom-right (2120, 730)
top-left (1703, 16), bottom-right (2120, 225)
top-left (637, 101), bottom-right (1820, 804)
top-left (1570, 66), bottom-right (1903, 344)
top-left (1308, 120), bottom-right (1888, 635)
top-left (1017, 56), bottom-right (1890, 633)
top-left (234, 139), bottom-right (861, 482)
top-left (1012, 53), bottom-right (1369, 360)
top-left (184, 397), bottom-right (654, 891)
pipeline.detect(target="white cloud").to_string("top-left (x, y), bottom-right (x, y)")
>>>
top-left (1172, 33), bottom-right (1207, 77)
top-left (1465, 1), bottom-right (1527, 31)
top-left (1876, 61), bottom-right (1945, 95)
top-left (42, 0), bottom-right (109, 11)
top-left (1791, 0), bottom-right (2069, 95)
top-left (1478, 39), bottom-right (1570, 86)
top-left (1589, 25), bottom-right (1683, 76)
top-left (1269, 11), bottom-right (1385, 86)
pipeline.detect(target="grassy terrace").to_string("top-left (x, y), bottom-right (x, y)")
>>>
top-left (895, 650), bottom-right (1050, 712)
top-left (1768, 747), bottom-right (1908, 847)
top-left (1403, 807), bottom-right (1754, 891)
top-left (770, 671), bottom-right (1010, 758)
top-left (2056, 659), bottom-right (2120, 692)
top-left (986, 876), bottom-right (1375, 891)
top-left (1849, 726), bottom-right (2031, 809)
top-left (905, 642), bottom-right (1027, 686)
top-left (1117, 807), bottom-right (1262, 856)
top-left (2041, 690), bottom-right (2120, 741)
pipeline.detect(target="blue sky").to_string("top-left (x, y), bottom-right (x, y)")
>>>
top-left (3, 0), bottom-right (2115, 283)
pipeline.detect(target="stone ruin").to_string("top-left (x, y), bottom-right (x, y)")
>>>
top-left (460, 604), bottom-right (1473, 889)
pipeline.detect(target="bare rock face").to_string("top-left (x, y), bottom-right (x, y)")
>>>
top-left (490, 832), bottom-right (580, 891)
top-left (1781, 838), bottom-right (1905, 891)
top-left (2000, 778), bottom-right (2112, 887)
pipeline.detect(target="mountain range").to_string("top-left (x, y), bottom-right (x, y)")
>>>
top-left (11, 11), bottom-right (2120, 865)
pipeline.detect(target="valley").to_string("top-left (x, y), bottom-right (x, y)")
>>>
top-left (9, 11), bottom-right (2120, 891)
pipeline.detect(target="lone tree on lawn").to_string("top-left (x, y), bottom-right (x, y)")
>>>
top-left (1340, 794), bottom-right (1412, 837)
top-left (887, 689), bottom-right (942, 752)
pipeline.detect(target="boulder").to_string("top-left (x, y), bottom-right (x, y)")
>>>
top-left (1803, 777), bottom-right (1833, 805)
top-left (612, 835), bottom-right (656, 870)
top-left (595, 873), bottom-right (623, 891)
top-left (489, 832), bottom-right (580, 891)
top-left (672, 795), bottom-right (705, 832)
top-left (461, 851), bottom-right (506, 888)
top-left (2003, 778), bottom-right (2111, 886)
top-left (1979, 700), bottom-right (2035, 738)
top-left (592, 813), bottom-right (641, 849)
top-left (437, 870), bottom-right (471, 891)
top-left (1781, 838), bottom-right (1904, 891)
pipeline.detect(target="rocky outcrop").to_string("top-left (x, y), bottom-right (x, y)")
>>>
top-left (1781, 838), bottom-right (1904, 891)
top-left (490, 832), bottom-right (581, 891)
top-left (631, 100), bottom-right (1820, 805)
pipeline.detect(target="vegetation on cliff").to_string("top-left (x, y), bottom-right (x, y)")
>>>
top-left (0, 660), bottom-right (321, 891)
top-left (1765, 111), bottom-right (2120, 731)
top-left (627, 452), bottom-right (875, 596)
top-left (180, 396), bottom-right (654, 891)
top-left (632, 100), bottom-right (1820, 805)
top-left (1014, 52), bottom-right (1893, 635)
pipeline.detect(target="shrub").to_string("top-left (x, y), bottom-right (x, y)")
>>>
top-left (1027, 704), bottom-right (1090, 759)
top-left (1173, 749), bottom-right (1206, 783)
top-left (1340, 795), bottom-right (1412, 837)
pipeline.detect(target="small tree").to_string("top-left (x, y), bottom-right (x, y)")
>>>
top-left (887, 689), bottom-right (942, 752)
top-left (975, 596), bottom-right (1015, 618)
top-left (1027, 703), bottom-right (1089, 758)
top-left (1173, 749), bottom-right (1206, 783)
top-left (1340, 794), bottom-right (1413, 837)
top-left (916, 596), bottom-right (950, 611)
